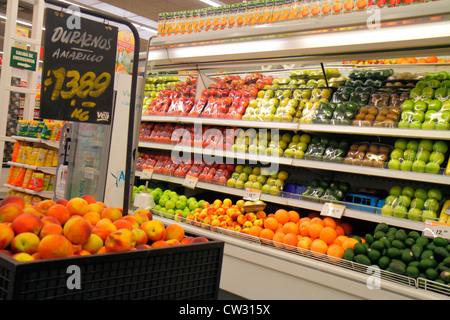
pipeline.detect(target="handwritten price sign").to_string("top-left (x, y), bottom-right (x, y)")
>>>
top-left (423, 220), bottom-right (450, 240)
top-left (40, 8), bottom-right (117, 124)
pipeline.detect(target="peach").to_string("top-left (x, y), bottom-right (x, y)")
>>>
top-left (0, 249), bottom-right (13, 257)
top-left (11, 232), bottom-right (40, 254)
top-left (39, 223), bottom-right (63, 239)
top-left (74, 249), bottom-right (91, 256)
top-left (192, 236), bottom-right (209, 243)
top-left (0, 223), bottom-right (15, 249)
top-left (140, 220), bottom-right (165, 242)
top-left (86, 202), bottom-right (104, 214)
top-left (134, 212), bottom-right (149, 225)
top-left (151, 240), bottom-right (169, 248)
top-left (55, 198), bottom-right (69, 206)
top-left (13, 252), bottom-right (35, 262)
top-left (63, 216), bottom-right (92, 245)
top-left (82, 234), bottom-right (104, 253)
top-left (81, 195), bottom-right (96, 204)
top-left (46, 204), bottom-right (70, 225)
top-left (97, 246), bottom-right (106, 254)
top-left (122, 215), bottom-right (139, 229)
top-left (113, 218), bottom-right (133, 231)
top-left (96, 201), bottom-right (107, 208)
top-left (23, 206), bottom-right (44, 218)
top-left (41, 216), bottom-right (61, 226)
top-left (38, 234), bottom-right (74, 259)
top-left (164, 224), bottom-right (185, 242)
top-left (11, 213), bottom-right (43, 235)
top-left (34, 199), bottom-right (56, 215)
top-left (104, 229), bottom-right (135, 252)
top-left (83, 211), bottom-right (101, 226)
top-left (136, 244), bottom-right (151, 250)
top-left (1, 196), bottom-right (25, 209)
top-left (66, 197), bottom-right (89, 216)
top-left (0, 203), bottom-right (23, 223)
top-left (134, 208), bottom-right (152, 221)
top-left (31, 252), bottom-right (41, 260)
top-left (101, 207), bottom-right (123, 222)
top-left (181, 236), bottom-right (194, 244)
top-left (131, 228), bottom-right (148, 245)
top-left (166, 239), bottom-right (180, 246)
top-left (92, 219), bottom-right (117, 242)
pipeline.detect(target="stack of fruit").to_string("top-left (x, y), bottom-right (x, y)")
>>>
top-left (142, 74), bottom-right (180, 114)
top-left (344, 142), bottom-right (391, 168)
top-left (398, 71), bottom-right (450, 130)
top-left (0, 195), bottom-right (207, 262)
top-left (150, 188), bottom-right (208, 220)
top-left (294, 88), bottom-right (333, 123)
top-left (226, 165), bottom-right (289, 195)
top-left (380, 185), bottom-right (445, 222)
top-left (344, 222), bottom-right (450, 284)
top-left (387, 138), bottom-right (448, 174)
top-left (304, 136), bottom-right (350, 163)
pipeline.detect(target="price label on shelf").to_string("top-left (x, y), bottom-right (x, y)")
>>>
top-left (320, 202), bottom-right (345, 219)
top-left (183, 175), bottom-right (198, 189)
top-left (423, 220), bottom-right (450, 240)
top-left (84, 167), bottom-right (95, 180)
top-left (141, 169), bottom-right (153, 180)
top-left (243, 188), bottom-right (262, 201)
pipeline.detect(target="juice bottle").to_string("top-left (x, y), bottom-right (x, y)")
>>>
top-left (332, 0), bottom-right (344, 14)
top-left (300, 0), bottom-right (312, 19)
top-left (177, 11), bottom-right (186, 34)
top-left (164, 12), bottom-right (173, 36)
top-left (281, 0), bottom-right (293, 21)
top-left (185, 10), bottom-right (193, 34)
top-left (228, 4), bottom-right (239, 28)
top-left (157, 13), bottom-right (166, 36)
top-left (252, 0), bottom-right (266, 25)
top-left (244, 1), bottom-right (256, 27)
top-left (310, 0), bottom-right (322, 17)
top-left (288, 0), bottom-right (302, 20)
top-left (271, 0), bottom-right (284, 23)
top-left (198, 8), bottom-right (207, 32)
top-left (343, 0), bottom-right (356, 12)
top-left (192, 9), bottom-right (200, 33)
top-left (236, 2), bottom-right (247, 27)
top-left (212, 6), bottom-right (223, 31)
top-left (172, 11), bottom-right (180, 35)
top-left (204, 7), bottom-right (215, 32)
top-left (261, 0), bottom-right (275, 24)
top-left (322, 0), bottom-right (333, 15)
top-left (220, 5), bottom-right (230, 30)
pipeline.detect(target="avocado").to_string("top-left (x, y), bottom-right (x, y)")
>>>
top-left (411, 244), bottom-right (423, 260)
top-left (406, 265), bottom-right (420, 278)
top-left (433, 237), bottom-right (448, 248)
top-left (401, 249), bottom-right (415, 264)
top-left (344, 248), bottom-right (355, 261)
top-left (368, 249), bottom-right (381, 263)
top-left (434, 246), bottom-right (450, 262)
top-left (392, 240), bottom-right (406, 250)
top-left (387, 247), bottom-right (401, 259)
top-left (378, 256), bottom-right (390, 269)
top-left (388, 259), bottom-right (406, 275)
top-left (355, 254), bottom-right (371, 266)
top-left (425, 268), bottom-right (439, 281)
top-left (354, 243), bottom-right (368, 255)
top-left (374, 223), bottom-right (389, 234)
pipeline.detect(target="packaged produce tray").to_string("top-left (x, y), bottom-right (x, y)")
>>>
top-left (0, 238), bottom-right (224, 300)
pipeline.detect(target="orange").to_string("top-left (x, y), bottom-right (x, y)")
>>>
top-left (310, 239), bottom-right (328, 257)
top-left (274, 209), bottom-right (289, 225)
top-left (297, 236), bottom-right (312, 252)
top-left (333, 235), bottom-right (348, 246)
top-left (322, 217), bottom-right (336, 229)
top-left (282, 221), bottom-right (299, 235)
top-left (299, 221), bottom-right (311, 237)
top-left (339, 222), bottom-right (353, 235)
top-left (437, 58), bottom-right (446, 63)
top-left (417, 58), bottom-right (427, 63)
top-left (407, 57), bottom-right (417, 63)
top-left (248, 225), bottom-right (262, 237)
top-left (260, 228), bottom-right (274, 244)
top-left (287, 210), bottom-right (300, 223)
top-left (263, 217), bottom-right (278, 231)
top-left (426, 56), bottom-right (438, 63)
top-left (335, 225), bottom-right (345, 236)
top-left (341, 237), bottom-right (359, 251)
top-left (282, 233), bottom-right (298, 250)
top-left (272, 231), bottom-right (285, 248)
top-left (319, 226), bottom-right (337, 245)
top-left (298, 217), bottom-right (311, 224)
top-left (308, 223), bottom-right (323, 239)
top-left (327, 243), bottom-right (345, 261)
top-left (310, 217), bottom-right (324, 226)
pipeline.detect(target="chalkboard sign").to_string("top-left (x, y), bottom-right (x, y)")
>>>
top-left (40, 8), bottom-right (118, 124)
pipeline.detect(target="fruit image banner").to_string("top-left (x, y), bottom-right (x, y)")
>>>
top-left (40, 8), bottom-right (118, 125)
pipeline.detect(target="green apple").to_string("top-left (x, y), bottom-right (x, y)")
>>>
top-left (400, 160), bottom-right (413, 171)
top-left (418, 139), bottom-right (434, 152)
top-left (284, 148), bottom-right (296, 158)
top-left (425, 162), bottom-right (442, 176)
top-left (385, 195), bottom-right (398, 205)
top-left (397, 195), bottom-right (411, 208)
top-left (413, 101), bottom-right (427, 112)
top-left (238, 172), bottom-right (248, 182)
top-left (381, 204), bottom-right (394, 216)
top-left (421, 209), bottom-right (437, 222)
top-left (401, 100), bottom-right (414, 111)
top-left (165, 200), bottom-right (175, 210)
top-left (393, 205), bottom-right (408, 219)
top-left (442, 100), bottom-right (450, 111)
top-left (412, 160), bottom-right (426, 172)
top-left (414, 188), bottom-right (428, 200)
top-left (261, 184), bottom-right (270, 194)
top-left (432, 140), bottom-right (449, 153)
top-left (300, 134), bottom-right (311, 144)
top-left (436, 121), bottom-right (450, 130)
top-left (388, 159), bottom-right (401, 170)
top-left (390, 149), bottom-right (404, 160)
top-left (397, 120), bottom-right (410, 129)
top-left (188, 201), bottom-right (199, 211)
top-left (243, 166), bottom-right (253, 175)
top-left (412, 111), bottom-right (425, 122)
top-left (403, 149), bottom-right (416, 161)
top-left (294, 149), bottom-right (305, 159)
top-left (176, 200), bottom-right (186, 210)
top-left (415, 149), bottom-right (430, 162)
top-left (390, 186), bottom-right (403, 197)
top-left (256, 175), bottom-right (267, 184)
top-left (421, 121), bottom-right (436, 130)
top-left (409, 121), bottom-right (422, 129)
top-left (292, 134), bottom-right (301, 143)
top-left (235, 179), bottom-right (245, 189)
top-left (394, 139), bottom-right (408, 151)
top-left (424, 198), bottom-right (440, 212)
top-left (428, 188), bottom-right (442, 201)
top-left (406, 140), bottom-right (419, 151)
top-left (410, 197), bottom-right (425, 210)
top-left (429, 151), bottom-right (445, 166)
top-left (269, 185), bottom-right (280, 195)
top-left (427, 99), bottom-right (442, 111)
top-left (402, 186), bottom-right (415, 198)
top-left (407, 208), bottom-right (422, 221)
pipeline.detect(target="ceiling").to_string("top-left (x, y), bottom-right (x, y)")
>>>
top-left (0, 0), bottom-right (243, 53)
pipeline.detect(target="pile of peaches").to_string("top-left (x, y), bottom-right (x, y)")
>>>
top-left (0, 195), bottom-right (207, 262)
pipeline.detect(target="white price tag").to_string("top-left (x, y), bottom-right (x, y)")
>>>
top-left (243, 188), bottom-right (262, 201)
top-left (84, 167), bottom-right (95, 180)
top-left (141, 169), bottom-right (153, 180)
top-left (320, 202), bottom-right (345, 219)
top-left (423, 220), bottom-right (450, 240)
top-left (183, 175), bottom-right (198, 189)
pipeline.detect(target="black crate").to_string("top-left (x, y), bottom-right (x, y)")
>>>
top-left (0, 240), bottom-right (224, 300)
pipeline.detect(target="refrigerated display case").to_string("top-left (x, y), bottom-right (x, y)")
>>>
top-left (138, 0), bottom-right (450, 299)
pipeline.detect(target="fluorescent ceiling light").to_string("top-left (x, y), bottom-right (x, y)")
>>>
top-left (0, 14), bottom-right (33, 27)
top-left (200, 0), bottom-right (224, 7)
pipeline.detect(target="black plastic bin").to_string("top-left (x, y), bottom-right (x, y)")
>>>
top-left (0, 240), bottom-right (224, 300)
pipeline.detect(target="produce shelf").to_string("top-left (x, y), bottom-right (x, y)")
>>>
top-left (3, 183), bottom-right (53, 199)
top-left (11, 135), bottom-right (59, 149)
top-left (7, 161), bottom-right (56, 175)
top-left (153, 215), bottom-right (449, 300)
top-left (135, 171), bottom-right (428, 231)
